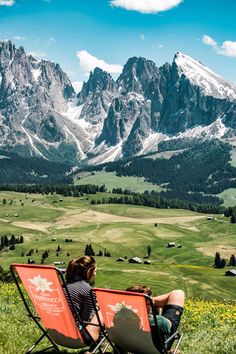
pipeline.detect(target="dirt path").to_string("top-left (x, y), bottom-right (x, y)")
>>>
top-left (197, 245), bottom-right (236, 258)
top-left (9, 209), bottom-right (206, 232)
top-left (55, 209), bottom-right (206, 228)
top-left (11, 221), bottom-right (51, 233)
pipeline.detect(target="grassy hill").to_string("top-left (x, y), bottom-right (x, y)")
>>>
top-left (0, 191), bottom-right (235, 298)
top-left (0, 191), bottom-right (235, 353)
top-left (75, 171), bottom-right (163, 193)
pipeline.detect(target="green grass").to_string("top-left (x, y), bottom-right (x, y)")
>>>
top-left (75, 171), bottom-right (163, 193)
top-left (144, 149), bottom-right (186, 160)
top-left (229, 146), bottom-right (236, 167)
top-left (0, 191), bottom-right (236, 353)
top-left (0, 191), bottom-right (235, 298)
top-left (90, 203), bottom-right (200, 218)
top-left (218, 188), bottom-right (236, 207)
top-left (0, 282), bottom-right (235, 354)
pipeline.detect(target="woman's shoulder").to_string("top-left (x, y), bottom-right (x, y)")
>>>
top-left (68, 279), bottom-right (92, 294)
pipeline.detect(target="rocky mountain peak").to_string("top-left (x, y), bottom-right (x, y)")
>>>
top-left (173, 51), bottom-right (236, 101)
top-left (77, 67), bottom-right (116, 105)
top-left (0, 41), bottom-right (76, 161)
top-left (117, 56), bottom-right (159, 95)
top-left (1, 41), bottom-right (236, 165)
top-left (0, 40), bottom-right (16, 57)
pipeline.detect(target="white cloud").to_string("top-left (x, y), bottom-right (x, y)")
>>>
top-left (202, 34), bottom-right (236, 58)
top-left (46, 37), bottom-right (56, 46)
top-left (0, 0), bottom-right (15, 5)
top-left (110, 0), bottom-right (183, 14)
top-left (72, 81), bottom-right (83, 93)
top-left (219, 41), bottom-right (236, 57)
top-left (13, 36), bottom-right (26, 41)
top-left (28, 50), bottom-right (47, 59)
top-left (76, 50), bottom-right (123, 75)
top-left (140, 33), bottom-right (145, 40)
top-left (202, 35), bottom-right (217, 47)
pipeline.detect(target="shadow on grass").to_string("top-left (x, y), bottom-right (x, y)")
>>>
top-left (33, 351), bottom-right (88, 354)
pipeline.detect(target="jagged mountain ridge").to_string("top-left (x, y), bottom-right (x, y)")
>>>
top-left (1, 40), bottom-right (236, 165)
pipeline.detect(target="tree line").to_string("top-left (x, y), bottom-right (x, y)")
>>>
top-left (0, 150), bottom-right (72, 184)
top-left (0, 183), bottom-right (107, 196)
top-left (84, 140), bottom-right (236, 205)
top-left (0, 235), bottom-right (24, 251)
top-left (213, 252), bottom-right (236, 268)
top-left (84, 244), bottom-right (111, 257)
top-left (224, 206), bottom-right (236, 223)
top-left (91, 189), bottom-right (225, 214)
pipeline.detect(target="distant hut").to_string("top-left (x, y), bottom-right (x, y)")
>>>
top-left (129, 257), bottom-right (142, 264)
top-left (116, 257), bottom-right (125, 262)
top-left (167, 242), bottom-right (176, 248)
top-left (225, 269), bottom-right (236, 276)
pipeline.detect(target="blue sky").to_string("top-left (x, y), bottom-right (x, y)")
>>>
top-left (1, 0), bottom-right (236, 91)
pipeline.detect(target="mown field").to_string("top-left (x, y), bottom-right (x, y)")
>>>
top-left (0, 191), bottom-right (236, 353)
top-left (75, 171), bottom-right (163, 193)
top-left (75, 170), bottom-right (236, 208)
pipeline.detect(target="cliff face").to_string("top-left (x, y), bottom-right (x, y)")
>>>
top-left (0, 40), bottom-right (75, 161)
top-left (1, 41), bottom-right (236, 164)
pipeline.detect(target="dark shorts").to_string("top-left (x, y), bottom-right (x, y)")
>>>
top-left (162, 304), bottom-right (184, 337)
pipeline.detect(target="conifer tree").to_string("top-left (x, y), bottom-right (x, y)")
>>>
top-left (229, 254), bottom-right (236, 267)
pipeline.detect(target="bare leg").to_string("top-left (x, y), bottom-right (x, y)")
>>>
top-left (152, 290), bottom-right (185, 308)
top-left (152, 290), bottom-right (185, 352)
top-left (86, 310), bottom-right (104, 342)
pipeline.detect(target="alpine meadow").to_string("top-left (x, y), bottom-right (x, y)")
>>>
top-left (0, 1), bottom-right (236, 354)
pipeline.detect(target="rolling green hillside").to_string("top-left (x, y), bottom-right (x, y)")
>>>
top-left (75, 171), bottom-right (163, 193)
top-left (0, 191), bottom-right (235, 300)
top-left (0, 191), bottom-right (236, 354)
top-left (79, 140), bottom-right (236, 206)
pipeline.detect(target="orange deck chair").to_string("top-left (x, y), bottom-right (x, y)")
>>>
top-left (10, 263), bottom-right (107, 354)
top-left (92, 288), bottom-right (183, 354)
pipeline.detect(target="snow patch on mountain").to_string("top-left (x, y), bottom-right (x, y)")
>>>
top-left (88, 142), bottom-right (123, 165)
top-left (127, 92), bottom-right (145, 102)
top-left (31, 68), bottom-right (41, 81)
top-left (63, 99), bottom-right (84, 122)
top-left (21, 126), bottom-right (48, 159)
top-left (175, 118), bottom-right (229, 140)
top-left (175, 52), bottom-right (236, 101)
top-left (140, 132), bottom-right (169, 155)
top-left (63, 125), bottom-right (86, 159)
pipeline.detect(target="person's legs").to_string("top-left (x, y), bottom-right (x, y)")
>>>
top-left (153, 290), bottom-right (185, 351)
top-left (152, 289), bottom-right (185, 308)
top-left (86, 310), bottom-right (103, 342)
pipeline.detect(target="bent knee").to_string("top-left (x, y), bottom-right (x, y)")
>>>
top-left (171, 289), bottom-right (185, 306)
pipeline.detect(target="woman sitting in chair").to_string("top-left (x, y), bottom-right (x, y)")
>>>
top-left (65, 255), bottom-right (102, 343)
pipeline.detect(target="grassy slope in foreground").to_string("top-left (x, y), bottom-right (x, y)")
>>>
top-left (0, 282), bottom-right (235, 354)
